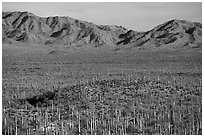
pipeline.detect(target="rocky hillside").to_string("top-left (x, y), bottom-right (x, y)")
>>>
top-left (2, 11), bottom-right (202, 49)
top-left (117, 19), bottom-right (202, 49)
top-left (2, 11), bottom-right (128, 47)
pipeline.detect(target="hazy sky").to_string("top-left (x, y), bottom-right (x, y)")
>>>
top-left (2, 2), bottom-right (202, 31)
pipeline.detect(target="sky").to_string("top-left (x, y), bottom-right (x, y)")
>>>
top-left (2, 2), bottom-right (202, 31)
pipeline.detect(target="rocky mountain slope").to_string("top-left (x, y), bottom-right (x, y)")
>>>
top-left (2, 11), bottom-right (128, 47)
top-left (117, 19), bottom-right (202, 49)
top-left (2, 11), bottom-right (202, 49)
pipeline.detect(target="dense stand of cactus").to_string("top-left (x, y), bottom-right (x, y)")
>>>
top-left (2, 76), bottom-right (202, 135)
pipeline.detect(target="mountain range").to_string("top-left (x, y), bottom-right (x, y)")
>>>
top-left (2, 11), bottom-right (202, 50)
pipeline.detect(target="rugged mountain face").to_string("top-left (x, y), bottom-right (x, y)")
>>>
top-left (2, 11), bottom-right (202, 49)
top-left (117, 19), bottom-right (202, 49)
top-left (2, 11), bottom-right (128, 46)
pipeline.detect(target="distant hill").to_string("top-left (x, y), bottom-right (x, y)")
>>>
top-left (2, 11), bottom-right (202, 50)
top-left (117, 19), bottom-right (202, 50)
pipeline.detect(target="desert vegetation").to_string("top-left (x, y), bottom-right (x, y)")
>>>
top-left (2, 9), bottom-right (202, 135)
top-left (2, 47), bottom-right (202, 135)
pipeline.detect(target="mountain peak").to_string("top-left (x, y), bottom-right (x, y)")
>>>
top-left (2, 11), bottom-right (202, 50)
top-left (116, 18), bottom-right (202, 49)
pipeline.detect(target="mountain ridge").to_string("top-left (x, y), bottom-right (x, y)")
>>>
top-left (2, 11), bottom-right (202, 50)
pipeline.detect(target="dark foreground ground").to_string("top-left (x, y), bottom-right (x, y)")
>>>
top-left (2, 44), bottom-right (202, 135)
